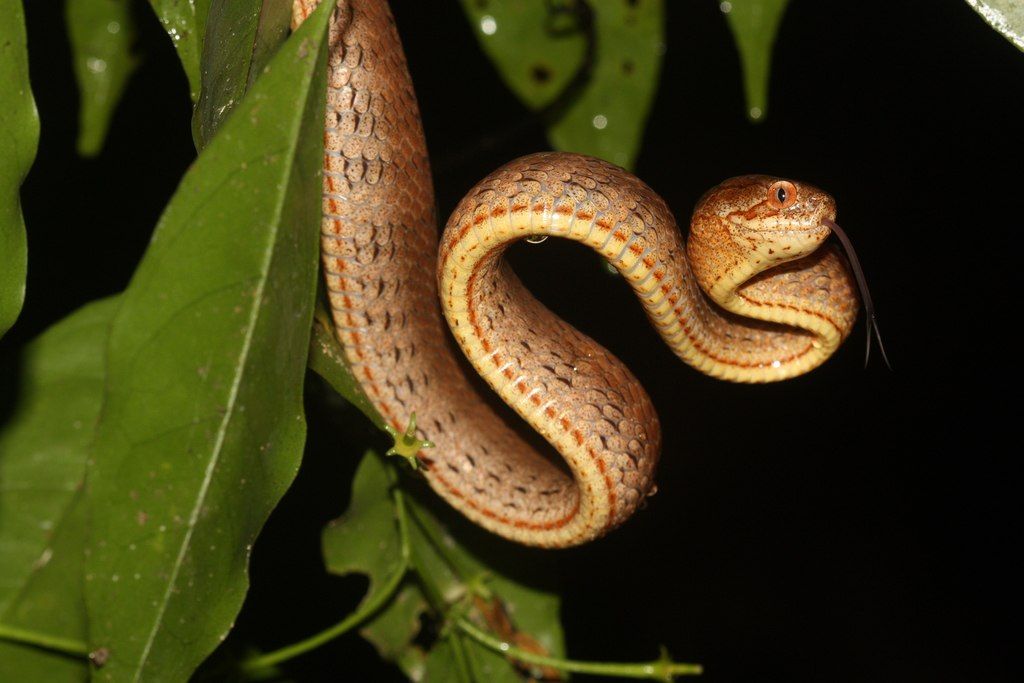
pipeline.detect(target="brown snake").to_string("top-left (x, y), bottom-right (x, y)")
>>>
top-left (294, 0), bottom-right (861, 547)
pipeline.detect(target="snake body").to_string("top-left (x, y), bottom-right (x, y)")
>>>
top-left (294, 0), bottom-right (859, 547)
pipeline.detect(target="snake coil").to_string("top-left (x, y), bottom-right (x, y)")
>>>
top-left (295, 0), bottom-right (861, 547)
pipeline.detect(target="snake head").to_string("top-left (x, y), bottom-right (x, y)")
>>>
top-left (688, 175), bottom-right (836, 299)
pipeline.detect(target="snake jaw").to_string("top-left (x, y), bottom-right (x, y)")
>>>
top-left (724, 220), bottom-right (830, 283)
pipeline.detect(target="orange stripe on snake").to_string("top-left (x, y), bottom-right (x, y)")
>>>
top-left (294, 0), bottom-right (860, 547)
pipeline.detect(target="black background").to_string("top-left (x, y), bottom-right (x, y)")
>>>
top-left (5, 1), bottom-right (1020, 681)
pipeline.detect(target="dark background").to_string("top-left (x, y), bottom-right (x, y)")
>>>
top-left (6, 0), bottom-right (1019, 681)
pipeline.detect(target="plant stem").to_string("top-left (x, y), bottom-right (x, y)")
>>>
top-left (448, 632), bottom-right (475, 683)
top-left (241, 558), bottom-right (408, 673)
top-left (241, 472), bottom-right (413, 674)
top-left (391, 480), bottom-right (412, 563)
top-left (455, 618), bottom-right (703, 680)
top-left (0, 622), bottom-right (90, 659)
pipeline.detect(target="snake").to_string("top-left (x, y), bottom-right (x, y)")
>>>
top-left (293, 0), bottom-right (863, 548)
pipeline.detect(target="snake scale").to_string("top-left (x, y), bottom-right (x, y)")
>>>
top-left (293, 0), bottom-right (860, 547)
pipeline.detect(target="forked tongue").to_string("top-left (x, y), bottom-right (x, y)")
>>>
top-left (822, 218), bottom-right (892, 370)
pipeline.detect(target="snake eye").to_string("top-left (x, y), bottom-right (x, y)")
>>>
top-left (767, 181), bottom-right (798, 209)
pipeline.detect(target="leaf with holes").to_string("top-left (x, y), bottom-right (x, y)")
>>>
top-left (0, 0), bottom-right (38, 339)
top-left (721, 0), bottom-right (791, 121)
top-left (83, 3), bottom-right (333, 680)
top-left (460, 0), bottom-right (664, 169)
top-left (66, 0), bottom-right (138, 155)
top-left (0, 297), bottom-right (119, 681)
top-left (192, 0), bottom-right (292, 149)
top-left (322, 450), bottom-right (404, 607)
top-left (322, 451), bottom-right (428, 676)
top-left (405, 496), bottom-right (565, 662)
top-left (359, 582), bottom-right (430, 677)
top-left (403, 496), bottom-right (565, 681)
top-left (966, 0), bottom-right (1024, 51)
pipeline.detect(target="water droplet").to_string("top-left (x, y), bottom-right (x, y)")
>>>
top-left (749, 106), bottom-right (763, 119)
top-left (719, 1), bottom-right (732, 13)
top-left (106, 21), bottom-right (120, 34)
top-left (480, 15), bottom-right (497, 35)
top-left (592, 114), bottom-right (608, 130)
top-left (86, 58), bottom-right (107, 74)
top-left (525, 235), bottom-right (548, 244)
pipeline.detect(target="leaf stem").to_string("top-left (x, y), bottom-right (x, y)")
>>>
top-left (241, 558), bottom-right (408, 673)
top-left (0, 622), bottom-right (90, 659)
top-left (455, 617), bottom-right (703, 680)
top-left (448, 632), bottom-right (475, 683)
top-left (241, 468), bottom-right (413, 674)
top-left (391, 480), bottom-right (412, 563)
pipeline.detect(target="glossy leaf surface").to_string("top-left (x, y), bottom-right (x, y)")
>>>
top-left (66, 0), bottom-right (138, 155)
top-left (192, 0), bottom-right (292, 148)
top-left (721, 0), bottom-right (791, 121)
top-left (145, 0), bottom-right (212, 101)
top-left (83, 3), bottom-right (333, 679)
top-left (0, 0), bottom-right (38, 338)
top-left (461, 0), bottom-right (665, 169)
top-left (0, 298), bottom-right (119, 681)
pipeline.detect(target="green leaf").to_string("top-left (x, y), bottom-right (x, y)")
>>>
top-left (0, 0), bottom-right (38, 339)
top-left (83, 3), bottom-right (334, 680)
top-left (966, 0), bottom-right (1024, 50)
top-left (322, 451), bottom-right (405, 606)
top-left (460, 0), bottom-right (584, 111)
top-left (0, 493), bottom-right (89, 682)
top-left (145, 0), bottom-right (213, 101)
top-left (404, 497), bottom-right (564, 682)
top-left (0, 297), bottom-right (119, 681)
top-left (460, 0), bottom-right (665, 169)
top-left (321, 452), bottom-right (563, 677)
top-left (403, 499), bottom-right (468, 608)
top-left (359, 582), bottom-right (429, 673)
top-left (308, 303), bottom-right (386, 430)
top-left (66, 0), bottom-right (139, 156)
top-left (192, 0), bottom-right (292, 149)
top-left (405, 498), bottom-right (565, 661)
top-left (0, 297), bottom-right (116, 613)
top-left (464, 639), bottom-right (527, 683)
top-left (720, 0), bottom-right (791, 121)
top-left (321, 451), bottom-right (430, 674)
top-left (423, 635), bottom-right (466, 683)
